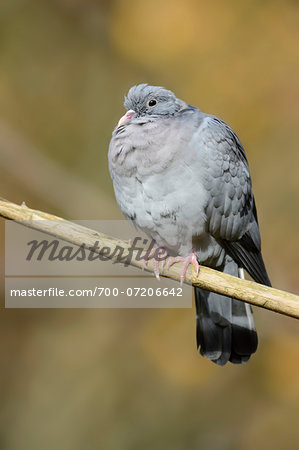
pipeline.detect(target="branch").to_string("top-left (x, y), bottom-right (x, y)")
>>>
top-left (0, 197), bottom-right (298, 319)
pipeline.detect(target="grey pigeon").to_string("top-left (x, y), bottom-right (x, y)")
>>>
top-left (108, 84), bottom-right (271, 365)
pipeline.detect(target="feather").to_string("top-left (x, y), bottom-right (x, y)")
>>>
top-left (195, 257), bottom-right (258, 365)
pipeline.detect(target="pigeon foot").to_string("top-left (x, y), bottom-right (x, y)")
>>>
top-left (167, 253), bottom-right (200, 286)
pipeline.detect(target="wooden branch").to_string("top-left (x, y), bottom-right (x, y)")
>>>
top-left (1, 197), bottom-right (299, 319)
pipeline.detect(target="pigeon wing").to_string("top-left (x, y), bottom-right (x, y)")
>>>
top-left (199, 116), bottom-right (271, 286)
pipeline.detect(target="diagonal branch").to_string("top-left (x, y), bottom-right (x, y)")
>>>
top-left (0, 197), bottom-right (298, 319)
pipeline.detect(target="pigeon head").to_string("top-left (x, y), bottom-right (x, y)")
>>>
top-left (124, 84), bottom-right (185, 117)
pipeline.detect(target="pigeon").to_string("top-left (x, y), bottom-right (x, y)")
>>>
top-left (108, 83), bottom-right (271, 365)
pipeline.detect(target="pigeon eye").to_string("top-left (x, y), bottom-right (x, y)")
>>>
top-left (148, 99), bottom-right (157, 107)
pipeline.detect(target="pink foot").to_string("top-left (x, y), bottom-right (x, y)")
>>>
top-left (142, 247), bottom-right (167, 280)
top-left (167, 253), bottom-right (200, 286)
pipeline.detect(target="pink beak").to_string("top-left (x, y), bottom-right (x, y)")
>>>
top-left (118, 109), bottom-right (136, 126)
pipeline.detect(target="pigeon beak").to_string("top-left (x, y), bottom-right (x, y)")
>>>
top-left (118, 109), bottom-right (136, 126)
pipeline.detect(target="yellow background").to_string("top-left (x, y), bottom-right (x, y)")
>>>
top-left (0, 1), bottom-right (298, 449)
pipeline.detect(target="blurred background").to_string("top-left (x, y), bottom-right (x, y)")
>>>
top-left (0, 0), bottom-right (299, 449)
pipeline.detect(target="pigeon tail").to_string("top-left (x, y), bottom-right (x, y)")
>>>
top-left (194, 256), bottom-right (258, 365)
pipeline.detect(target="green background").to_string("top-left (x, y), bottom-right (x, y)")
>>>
top-left (0, 1), bottom-right (298, 449)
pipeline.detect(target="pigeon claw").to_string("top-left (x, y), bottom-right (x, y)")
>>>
top-left (167, 253), bottom-right (200, 286)
top-left (142, 247), bottom-right (167, 280)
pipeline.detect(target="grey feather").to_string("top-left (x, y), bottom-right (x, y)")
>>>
top-left (195, 256), bottom-right (258, 365)
top-left (108, 84), bottom-right (271, 365)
